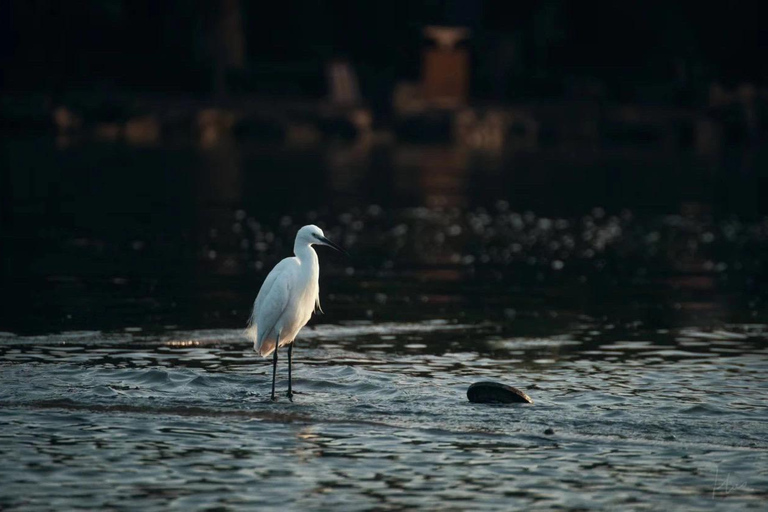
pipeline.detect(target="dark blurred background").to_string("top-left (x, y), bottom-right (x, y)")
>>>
top-left (1, 0), bottom-right (767, 334)
top-left (4, 0), bottom-right (768, 158)
top-left (3, 1), bottom-right (768, 100)
top-left (3, 1), bottom-right (768, 142)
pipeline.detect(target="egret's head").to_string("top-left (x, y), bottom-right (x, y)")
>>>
top-left (296, 225), bottom-right (347, 254)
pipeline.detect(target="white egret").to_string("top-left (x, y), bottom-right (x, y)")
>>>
top-left (246, 224), bottom-right (346, 400)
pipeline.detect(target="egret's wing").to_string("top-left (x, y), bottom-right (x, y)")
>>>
top-left (245, 279), bottom-right (273, 343)
top-left (256, 273), bottom-right (291, 343)
top-left (245, 259), bottom-right (293, 350)
top-left (248, 269), bottom-right (279, 327)
top-left (314, 292), bottom-right (324, 315)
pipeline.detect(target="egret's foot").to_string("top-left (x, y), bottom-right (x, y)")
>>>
top-left (270, 393), bottom-right (277, 401)
top-left (287, 390), bottom-right (294, 402)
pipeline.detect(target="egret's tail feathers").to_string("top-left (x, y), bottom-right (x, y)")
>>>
top-left (244, 321), bottom-right (259, 349)
top-left (257, 339), bottom-right (276, 358)
top-left (245, 321), bottom-right (278, 357)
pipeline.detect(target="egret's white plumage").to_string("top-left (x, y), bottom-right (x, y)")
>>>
top-left (245, 225), bottom-right (344, 399)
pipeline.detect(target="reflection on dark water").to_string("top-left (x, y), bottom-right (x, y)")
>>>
top-left (2, 137), bottom-right (767, 333)
top-left (1, 138), bottom-right (768, 509)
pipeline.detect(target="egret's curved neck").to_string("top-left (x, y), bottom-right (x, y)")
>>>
top-left (294, 242), bottom-right (319, 268)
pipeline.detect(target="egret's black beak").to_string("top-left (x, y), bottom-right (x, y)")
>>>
top-left (314, 234), bottom-right (349, 256)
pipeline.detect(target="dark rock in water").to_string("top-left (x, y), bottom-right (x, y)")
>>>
top-left (467, 381), bottom-right (533, 404)
top-left (544, 427), bottom-right (555, 435)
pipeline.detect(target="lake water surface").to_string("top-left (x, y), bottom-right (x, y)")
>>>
top-left (1, 139), bottom-right (767, 510)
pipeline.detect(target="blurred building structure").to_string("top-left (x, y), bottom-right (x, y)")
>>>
top-left (2, 0), bottom-right (767, 155)
top-left (421, 26), bottom-right (471, 107)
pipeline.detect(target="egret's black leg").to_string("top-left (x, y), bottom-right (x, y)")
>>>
top-left (287, 342), bottom-right (293, 400)
top-left (270, 335), bottom-right (279, 401)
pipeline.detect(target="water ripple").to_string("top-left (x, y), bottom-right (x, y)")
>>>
top-left (1, 321), bottom-right (767, 510)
